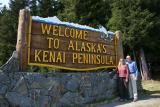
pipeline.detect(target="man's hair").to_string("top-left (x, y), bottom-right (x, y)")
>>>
top-left (126, 55), bottom-right (131, 59)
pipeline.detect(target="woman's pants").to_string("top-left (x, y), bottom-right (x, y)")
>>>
top-left (129, 74), bottom-right (138, 99)
top-left (118, 77), bottom-right (128, 99)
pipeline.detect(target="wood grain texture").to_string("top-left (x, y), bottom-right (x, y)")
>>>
top-left (27, 21), bottom-right (118, 70)
top-left (15, 10), bottom-right (119, 71)
top-left (16, 9), bottom-right (30, 70)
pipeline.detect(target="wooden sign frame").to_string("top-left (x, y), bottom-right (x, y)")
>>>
top-left (16, 9), bottom-right (123, 71)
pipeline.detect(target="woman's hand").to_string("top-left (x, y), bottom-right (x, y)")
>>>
top-left (125, 79), bottom-right (128, 82)
top-left (134, 77), bottom-right (137, 80)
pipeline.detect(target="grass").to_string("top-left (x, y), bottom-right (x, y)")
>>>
top-left (142, 80), bottom-right (160, 95)
top-left (143, 80), bottom-right (160, 91)
top-left (137, 80), bottom-right (160, 107)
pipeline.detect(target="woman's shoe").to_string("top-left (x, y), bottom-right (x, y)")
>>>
top-left (124, 99), bottom-right (128, 101)
top-left (127, 98), bottom-right (133, 101)
top-left (119, 99), bottom-right (124, 102)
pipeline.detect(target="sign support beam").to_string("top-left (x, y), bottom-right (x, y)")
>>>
top-left (16, 9), bottom-right (29, 70)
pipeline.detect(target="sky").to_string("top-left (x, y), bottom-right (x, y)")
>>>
top-left (0, 0), bottom-right (9, 7)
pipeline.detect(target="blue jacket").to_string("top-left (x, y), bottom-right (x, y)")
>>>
top-left (126, 61), bottom-right (138, 78)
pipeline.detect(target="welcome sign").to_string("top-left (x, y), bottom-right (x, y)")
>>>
top-left (16, 10), bottom-right (119, 71)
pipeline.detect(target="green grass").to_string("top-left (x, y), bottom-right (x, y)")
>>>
top-left (142, 80), bottom-right (160, 95)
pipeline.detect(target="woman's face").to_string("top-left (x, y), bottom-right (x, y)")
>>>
top-left (120, 59), bottom-right (125, 65)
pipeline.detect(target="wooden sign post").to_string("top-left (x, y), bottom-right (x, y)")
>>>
top-left (16, 9), bottom-right (123, 71)
top-left (16, 9), bottom-right (30, 70)
top-left (115, 31), bottom-right (124, 63)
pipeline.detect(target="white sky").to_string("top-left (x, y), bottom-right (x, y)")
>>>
top-left (0, 0), bottom-right (9, 7)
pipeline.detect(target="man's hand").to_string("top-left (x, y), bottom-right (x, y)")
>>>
top-left (134, 77), bottom-right (137, 80)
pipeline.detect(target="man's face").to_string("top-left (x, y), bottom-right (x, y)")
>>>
top-left (126, 56), bottom-right (131, 62)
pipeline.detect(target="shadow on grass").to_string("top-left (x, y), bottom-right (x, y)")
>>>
top-left (139, 89), bottom-right (160, 99)
top-left (93, 89), bottom-right (160, 107)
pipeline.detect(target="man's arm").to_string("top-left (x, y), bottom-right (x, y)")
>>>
top-left (133, 61), bottom-right (138, 79)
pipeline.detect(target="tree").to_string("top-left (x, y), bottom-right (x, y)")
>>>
top-left (75, 0), bottom-right (111, 27)
top-left (58, 0), bottom-right (77, 22)
top-left (38, 0), bottom-right (64, 17)
top-left (29, 0), bottom-right (39, 15)
top-left (108, 0), bottom-right (154, 80)
top-left (0, 6), bottom-right (13, 65)
top-left (0, 0), bottom-right (29, 66)
top-left (139, 0), bottom-right (160, 78)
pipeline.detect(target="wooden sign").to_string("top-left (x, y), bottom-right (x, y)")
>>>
top-left (16, 9), bottom-right (120, 71)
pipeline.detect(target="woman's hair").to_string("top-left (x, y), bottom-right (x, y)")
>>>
top-left (118, 59), bottom-right (126, 66)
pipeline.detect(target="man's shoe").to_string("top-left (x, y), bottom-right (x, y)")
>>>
top-left (133, 98), bottom-right (138, 102)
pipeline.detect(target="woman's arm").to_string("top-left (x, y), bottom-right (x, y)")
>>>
top-left (125, 65), bottom-right (129, 82)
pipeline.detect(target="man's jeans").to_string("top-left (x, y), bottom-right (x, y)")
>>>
top-left (129, 74), bottom-right (138, 99)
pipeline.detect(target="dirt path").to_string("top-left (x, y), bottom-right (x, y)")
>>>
top-left (96, 80), bottom-right (160, 107)
top-left (98, 95), bottom-right (160, 107)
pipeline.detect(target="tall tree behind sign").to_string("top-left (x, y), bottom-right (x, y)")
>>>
top-left (108, 0), bottom-right (154, 80)
top-left (0, 0), bottom-right (28, 65)
top-left (75, 0), bottom-right (111, 27)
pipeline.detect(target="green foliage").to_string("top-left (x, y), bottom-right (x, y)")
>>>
top-left (0, 0), bottom-right (28, 65)
top-left (38, 0), bottom-right (64, 17)
top-left (58, 0), bottom-right (77, 22)
top-left (29, 0), bottom-right (39, 15)
top-left (0, 0), bottom-right (64, 66)
top-left (108, 0), bottom-right (160, 74)
top-left (0, 0), bottom-right (160, 73)
top-left (108, 0), bottom-right (154, 48)
top-left (75, 0), bottom-right (111, 27)
top-left (139, 0), bottom-right (160, 53)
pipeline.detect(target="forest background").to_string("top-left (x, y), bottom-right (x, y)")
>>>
top-left (0, 0), bottom-right (160, 80)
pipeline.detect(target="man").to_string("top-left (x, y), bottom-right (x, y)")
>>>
top-left (126, 55), bottom-right (138, 102)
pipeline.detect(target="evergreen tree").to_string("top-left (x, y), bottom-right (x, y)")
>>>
top-left (139, 0), bottom-right (160, 77)
top-left (29, 0), bottom-right (39, 15)
top-left (0, 0), bottom-right (29, 65)
top-left (0, 6), bottom-right (13, 65)
top-left (108, 0), bottom-right (154, 80)
top-left (38, 0), bottom-right (64, 17)
top-left (75, 0), bottom-right (111, 27)
top-left (58, 0), bottom-right (76, 22)
top-left (108, 0), bottom-right (154, 48)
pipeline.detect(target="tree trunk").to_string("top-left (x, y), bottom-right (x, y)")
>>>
top-left (139, 57), bottom-right (144, 80)
top-left (16, 9), bottom-right (30, 70)
top-left (115, 31), bottom-right (124, 65)
top-left (139, 48), bottom-right (151, 80)
top-left (132, 49), bottom-right (136, 61)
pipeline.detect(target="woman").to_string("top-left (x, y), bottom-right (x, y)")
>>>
top-left (117, 59), bottom-right (129, 101)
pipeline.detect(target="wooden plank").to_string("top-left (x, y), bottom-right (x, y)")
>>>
top-left (30, 34), bottom-right (116, 54)
top-left (27, 21), bottom-right (117, 70)
top-left (31, 22), bottom-right (115, 45)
